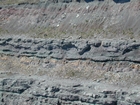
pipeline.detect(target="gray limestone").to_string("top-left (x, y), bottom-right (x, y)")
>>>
top-left (0, 76), bottom-right (140, 105)
top-left (0, 37), bottom-right (139, 63)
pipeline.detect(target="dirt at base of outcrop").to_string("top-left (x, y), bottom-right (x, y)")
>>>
top-left (0, 55), bottom-right (140, 87)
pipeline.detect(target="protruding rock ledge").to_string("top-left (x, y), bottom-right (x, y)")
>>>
top-left (0, 76), bottom-right (140, 105)
top-left (0, 37), bottom-right (140, 63)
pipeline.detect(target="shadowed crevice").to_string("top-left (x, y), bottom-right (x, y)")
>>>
top-left (79, 45), bottom-right (91, 55)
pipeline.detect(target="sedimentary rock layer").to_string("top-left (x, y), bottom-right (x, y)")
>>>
top-left (0, 76), bottom-right (140, 105)
top-left (0, 37), bottom-right (139, 105)
top-left (0, 37), bottom-right (140, 62)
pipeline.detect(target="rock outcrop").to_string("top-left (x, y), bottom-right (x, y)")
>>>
top-left (0, 37), bottom-right (139, 62)
top-left (0, 0), bottom-right (140, 105)
top-left (0, 76), bottom-right (140, 105)
top-left (0, 37), bottom-right (139, 105)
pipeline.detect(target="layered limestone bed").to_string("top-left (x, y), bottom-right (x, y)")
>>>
top-left (0, 37), bottom-right (140, 62)
top-left (0, 76), bottom-right (140, 105)
top-left (0, 37), bottom-right (140, 105)
top-left (0, 0), bottom-right (140, 105)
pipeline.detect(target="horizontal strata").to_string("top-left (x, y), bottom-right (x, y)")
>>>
top-left (0, 76), bottom-right (140, 105)
top-left (0, 37), bottom-right (140, 63)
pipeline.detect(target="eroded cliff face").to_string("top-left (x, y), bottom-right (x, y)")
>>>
top-left (0, 0), bottom-right (140, 105)
top-left (0, 0), bottom-right (140, 39)
top-left (0, 37), bottom-right (140, 62)
top-left (0, 76), bottom-right (140, 105)
top-left (0, 37), bottom-right (140, 105)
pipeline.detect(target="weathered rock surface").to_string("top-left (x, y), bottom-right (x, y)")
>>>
top-left (0, 37), bottom-right (139, 104)
top-left (0, 37), bottom-right (139, 62)
top-left (0, 0), bottom-right (140, 104)
top-left (0, 76), bottom-right (140, 105)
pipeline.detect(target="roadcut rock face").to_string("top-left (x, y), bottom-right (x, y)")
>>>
top-left (0, 0), bottom-right (140, 105)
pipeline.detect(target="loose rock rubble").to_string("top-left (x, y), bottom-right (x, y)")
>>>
top-left (0, 0), bottom-right (140, 39)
